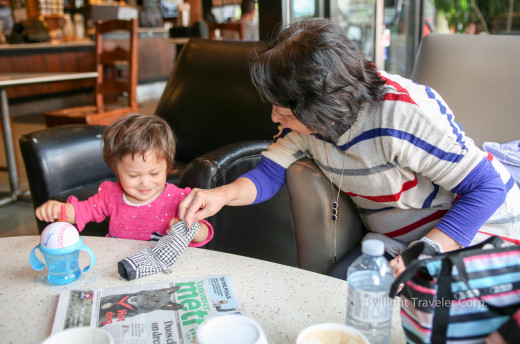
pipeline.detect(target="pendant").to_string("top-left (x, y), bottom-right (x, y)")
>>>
top-left (332, 202), bottom-right (338, 221)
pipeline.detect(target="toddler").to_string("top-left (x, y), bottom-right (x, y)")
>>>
top-left (35, 113), bottom-right (213, 247)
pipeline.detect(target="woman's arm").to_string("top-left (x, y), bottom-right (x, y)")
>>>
top-left (390, 157), bottom-right (507, 276)
top-left (179, 177), bottom-right (257, 228)
top-left (179, 157), bottom-right (287, 227)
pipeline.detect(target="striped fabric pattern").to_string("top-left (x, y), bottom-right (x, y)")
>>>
top-left (262, 71), bottom-right (520, 246)
top-left (397, 243), bottom-right (520, 343)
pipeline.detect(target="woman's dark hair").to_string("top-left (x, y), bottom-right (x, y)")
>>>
top-left (103, 113), bottom-right (175, 175)
top-left (250, 18), bottom-right (385, 141)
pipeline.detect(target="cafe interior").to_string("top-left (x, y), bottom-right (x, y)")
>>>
top-left (0, 0), bottom-right (520, 343)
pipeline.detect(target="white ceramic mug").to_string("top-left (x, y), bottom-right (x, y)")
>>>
top-left (41, 327), bottom-right (113, 344)
top-left (196, 314), bottom-right (268, 344)
top-left (296, 323), bottom-right (369, 344)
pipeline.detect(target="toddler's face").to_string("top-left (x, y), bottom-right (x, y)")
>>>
top-left (117, 151), bottom-right (168, 205)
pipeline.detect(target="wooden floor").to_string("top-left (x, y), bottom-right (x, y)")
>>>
top-left (0, 99), bottom-right (159, 238)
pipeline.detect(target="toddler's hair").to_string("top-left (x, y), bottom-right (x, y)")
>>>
top-left (103, 114), bottom-right (175, 174)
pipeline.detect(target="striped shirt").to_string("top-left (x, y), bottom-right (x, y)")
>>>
top-left (243, 72), bottom-right (520, 247)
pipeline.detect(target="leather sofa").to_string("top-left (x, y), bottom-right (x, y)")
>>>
top-left (20, 125), bottom-right (116, 237)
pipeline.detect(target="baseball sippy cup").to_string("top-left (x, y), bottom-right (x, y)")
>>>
top-left (30, 205), bottom-right (95, 285)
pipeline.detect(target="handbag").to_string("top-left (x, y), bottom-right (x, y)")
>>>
top-left (389, 236), bottom-right (520, 343)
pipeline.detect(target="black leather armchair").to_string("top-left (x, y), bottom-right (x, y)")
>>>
top-left (19, 125), bottom-right (116, 236)
top-left (154, 38), bottom-right (297, 266)
top-left (178, 141), bottom-right (296, 266)
top-left (155, 38), bottom-right (275, 184)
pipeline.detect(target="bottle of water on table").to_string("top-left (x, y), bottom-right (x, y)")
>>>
top-left (346, 239), bottom-right (395, 344)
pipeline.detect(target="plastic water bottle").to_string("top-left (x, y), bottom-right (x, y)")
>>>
top-left (346, 239), bottom-right (395, 344)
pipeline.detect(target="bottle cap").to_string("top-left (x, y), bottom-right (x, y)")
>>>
top-left (361, 239), bottom-right (385, 256)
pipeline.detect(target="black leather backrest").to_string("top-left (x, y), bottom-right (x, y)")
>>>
top-left (19, 125), bottom-right (115, 209)
top-left (154, 38), bottom-right (276, 163)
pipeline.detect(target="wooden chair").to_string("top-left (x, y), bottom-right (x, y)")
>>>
top-left (44, 18), bottom-right (138, 127)
top-left (207, 21), bottom-right (244, 40)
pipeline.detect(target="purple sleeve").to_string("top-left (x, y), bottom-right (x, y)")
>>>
top-left (240, 157), bottom-right (286, 204)
top-left (436, 157), bottom-right (507, 246)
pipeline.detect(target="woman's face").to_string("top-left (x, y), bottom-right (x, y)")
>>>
top-left (271, 105), bottom-right (313, 135)
top-left (117, 150), bottom-right (167, 205)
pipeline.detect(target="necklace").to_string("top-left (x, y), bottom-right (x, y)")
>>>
top-left (323, 130), bottom-right (351, 265)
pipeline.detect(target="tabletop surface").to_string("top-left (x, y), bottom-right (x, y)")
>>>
top-left (0, 236), bottom-right (405, 344)
top-left (0, 72), bottom-right (98, 87)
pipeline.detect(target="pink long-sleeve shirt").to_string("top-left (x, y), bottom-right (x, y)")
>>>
top-left (67, 181), bottom-right (213, 247)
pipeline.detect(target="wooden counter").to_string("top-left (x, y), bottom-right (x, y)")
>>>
top-left (0, 30), bottom-right (175, 116)
top-left (0, 41), bottom-right (96, 99)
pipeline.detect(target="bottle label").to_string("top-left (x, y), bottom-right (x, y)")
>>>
top-left (347, 289), bottom-right (392, 323)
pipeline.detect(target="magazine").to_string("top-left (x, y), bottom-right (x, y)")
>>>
top-left (51, 275), bottom-right (246, 343)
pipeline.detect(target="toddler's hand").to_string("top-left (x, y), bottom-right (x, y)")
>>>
top-left (35, 200), bottom-right (64, 223)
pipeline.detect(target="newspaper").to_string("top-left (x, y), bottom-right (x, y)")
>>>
top-left (51, 275), bottom-right (246, 343)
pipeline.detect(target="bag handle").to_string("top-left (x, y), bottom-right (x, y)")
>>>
top-left (431, 258), bottom-right (453, 344)
top-left (392, 245), bottom-right (453, 343)
top-left (459, 235), bottom-right (504, 250)
top-left (389, 242), bottom-right (439, 297)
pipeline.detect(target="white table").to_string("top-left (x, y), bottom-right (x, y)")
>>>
top-left (0, 236), bottom-right (405, 344)
top-left (0, 72), bottom-right (98, 206)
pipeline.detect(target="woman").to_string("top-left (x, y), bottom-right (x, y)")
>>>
top-left (179, 18), bottom-right (520, 277)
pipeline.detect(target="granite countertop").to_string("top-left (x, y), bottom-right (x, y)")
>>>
top-left (0, 236), bottom-right (405, 343)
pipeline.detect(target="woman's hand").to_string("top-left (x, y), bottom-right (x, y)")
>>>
top-left (389, 254), bottom-right (406, 293)
top-left (389, 254), bottom-right (406, 277)
top-left (178, 188), bottom-right (229, 228)
top-left (178, 177), bottom-right (257, 228)
top-left (167, 217), bottom-right (209, 243)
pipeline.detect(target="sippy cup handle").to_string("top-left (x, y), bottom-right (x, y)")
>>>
top-left (80, 244), bottom-right (96, 272)
top-left (29, 245), bottom-right (46, 271)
